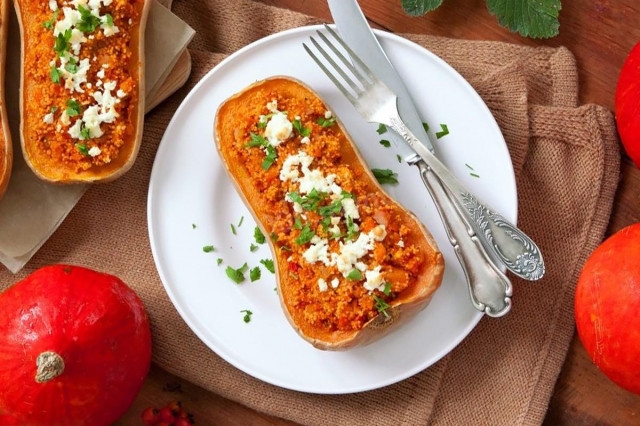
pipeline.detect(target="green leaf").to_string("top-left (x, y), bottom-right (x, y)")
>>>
top-left (486, 0), bottom-right (561, 39)
top-left (217, 258), bottom-right (223, 265)
top-left (66, 99), bottom-right (82, 116)
top-left (80, 125), bottom-right (91, 140)
top-left (372, 168), bottom-right (399, 185)
top-left (43, 10), bottom-right (59, 29)
top-left (293, 118), bottom-right (311, 137)
top-left (382, 282), bottom-right (392, 296)
top-left (51, 106), bottom-right (58, 113)
top-left (250, 243), bottom-right (259, 252)
top-left (260, 259), bottom-right (275, 274)
top-left (294, 216), bottom-right (303, 230)
top-left (53, 29), bottom-right (72, 56)
top-left (250, 267), bottom-right (261, 282)
top-left (422, 122), bottom-right (430, 132)
top-left (376, 124), bottom-right (387, 135)
top-left (104, 13), bottom-right (114, 26)
top-left (379, 139), bottom-right (391, 148)
top-left (191, 223), bottom-right (196, 229)
top-left (226, 263), bottom-right (248, 284)
top-left (238, 216), bottom-right (244, 227)
top-left (202, 245), bottom-right (214, 253)
top-left (396, 154), bottom-right (402, 163)
top-left (435, 124), bottom-right (449, 139)
top-left (295, 224), bottom-right (315, 245)
top-left (269, 231), bottom-right (278, 242)
top-left (75, 143), bottom-right (89, 156)
top-left (50, 64), bottom-right (61, 84)
top-left (317, 116), bottom-right (336, 127)
top-left (76, 5), bottom-right (101, 32)
top-left (65, 56), bottom-right (78, 74)
top-left (346, 215), bottom-right (359, 240)
top-left (261, 145), bottom-right (277, 170)
top-left (373, 295), bottom-right (391, 318)
top-left (245, 132), bottom-right (269, 147)
top-left (346, 269), bottom-right (363, 281)
top-left (401, 0), bottom-right (443, 16)
top-left (240, 309), bottom-right (253, 323)
top-left (230, 223), bottom-right (236, 235)
top-left (254, 226), bottom-right (266, 244)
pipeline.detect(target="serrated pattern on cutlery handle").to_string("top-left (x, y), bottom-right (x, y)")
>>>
top-left (460, 192), bottom-right (545, 281)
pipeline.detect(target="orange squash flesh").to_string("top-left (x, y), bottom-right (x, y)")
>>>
top-left (0, 0), bottom-right (11, 198)
top-left (16, 0), bottom-right (149, 183)
top-left (215, 77), bottom-right (444, 350)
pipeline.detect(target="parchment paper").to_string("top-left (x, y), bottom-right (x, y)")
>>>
top-left (0, 0), bottom-right (195, 273)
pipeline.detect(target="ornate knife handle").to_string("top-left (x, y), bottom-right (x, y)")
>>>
top-left (389, 116), bottom-right (545, 282)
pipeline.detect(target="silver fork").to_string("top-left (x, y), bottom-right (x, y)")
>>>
top-left (304, 26), bottom-right (541, 317)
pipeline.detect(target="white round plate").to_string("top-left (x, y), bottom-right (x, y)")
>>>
top-left (148, 25), bottom-right (517, 394)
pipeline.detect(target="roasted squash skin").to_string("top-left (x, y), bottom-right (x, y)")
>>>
top-left (214, 77), bottom-right (444, 350)
top-left (0, 0), bottom-right (11, 198)
top-left (15, 0), bottom-right (150, 183)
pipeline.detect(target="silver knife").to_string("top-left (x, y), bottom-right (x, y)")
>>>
top-left (327, 3), bottom-right (544, 284)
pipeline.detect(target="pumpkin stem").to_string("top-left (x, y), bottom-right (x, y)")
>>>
top-left (35, 351), bottom-right (65, 383)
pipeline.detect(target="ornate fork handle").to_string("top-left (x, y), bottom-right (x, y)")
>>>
top-left (388, 116), bottom-right (545, 282)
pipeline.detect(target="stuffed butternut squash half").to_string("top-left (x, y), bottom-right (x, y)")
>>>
top-left (215, 77), bottom-right (444, 350)
top-left (15, 0), bottom-right (149, 183)
top-left (0, 0), bottom-right (11, 199)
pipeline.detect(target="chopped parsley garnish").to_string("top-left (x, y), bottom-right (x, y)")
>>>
top-left (422, 122), bottom-right (430, 132)
top-left (64, 56), bottom-right (78, 74)
top-left (238, 216), bottom-right (244, 227)
top-left (250, 267), bottom-right (261, 282)
top-left (293, 118), bottom-right (311, 137)
top-left (50, 64), bottom-right (62, 84)
top-left (470, 172), bottom-right (480, 178)
top-left (295, 224), bottom-right (315, 245)
top-left (75, 143), bottom-right (89, 156)
top-left (254, 227), bottom-right (266, 244)
top-left (257, 120), bottom-right (267, 129)
top-left (294, 216), bottom-right (303, 230)
top-left (43, 10), bottom-right (59, 29)
top-left (191, 223), bottom-right (196, 229)
top-left (465, 163), bottom-right (475, 170)
top-left (379, 139), bottom-right (391, 148)
top-left (202, 245), bottom-right (214, 253)
top-left (80, 125), bottom-right (91, 140)
top-left (66, 99), bottom-right (82, 117)
top-left (250, 243), bottom-right (258, 252)
top-left (372, 168), bottom-right (399, 185)
top-left (318, 191), bottom-right (353, 217)
top-left (346, 216), bottom-right (359, 240)
top-left (317, 116), bottom-right (336, 127)
top-left (382, 282), bottom-right (392, 296)
top-left (269, 231), bottom-right (278, 242)
top-left (240, 310), bottom-right (253, 323)
top-left (436, 124), bottom-right (449, 139)
top-left (260, 259), bottom-right (275, 274)
top-left (397, 154), bottom-right (402, 163)
top-left (53, 29), bottom-right (72, 57)
top-left (376, 124), bottom-right (387, 134)
top-left (51, 106), bottom-right (58, 113)
top-left (104, 13), bottom-right (114, 26)
top-left (262, 145), bottom-right (277, 170)
top-left (217, 258), bottom-right (223, 266)
top-left (346, 269), bottom-right (363, 281)
top-left (245, 132), bottom-right (269, 147)
top-left (77, 5), bottom-right (101, 33)
top-left (225, 263), bottom-right (248, 284)
top-left (287, 189), bottom-right (327, 212)
top-left (281, 246), bottom-right (292, 252)
top-left (320, 216), bottom-right (331, 230)
top-left (230, 224), bottom-right (236, 235)
top-left (373, 295), bottom-right (391, 318)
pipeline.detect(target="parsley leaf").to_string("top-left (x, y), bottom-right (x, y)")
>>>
top-left (191, 223), bottom-right (196, 229)
top-left (316, 116), bottom-right (336, 127)
top-left (436, 124), bottom-right (449, 139)
top-left (470, 172), bottom-right (480, 178)
top-left (226, 263), bottom-right (248, 284)
top-left (202, 245), bottom-right (214, 253)
top-left (379, 139), bottom-right (391, 148)
top-left (53, 29), bottom-right (72, 57)
top-left (269, 232), bottom-right (278, 242)
top-left (250, 243), bottom-right (259, 252)
top-left (382, 282), bottom-right (392, 296)
top-left (396, 154), bottom-right (402, 163)
top-left (51, 106), bottom-right (58, 113)
top-left (288, 189), bottom-right (327, 212)
top-left (373, 295), bottom-right (391, 318)
top-left (346, 215), bottom-right (359, 240)
top-left (401, 0), bottom-right (443, 16)
top-left (295, 224), bottom-right (315, 245)
top-left (75, 143), bottom-right (89, 156)
top-left (76, 5), bottom-right (101, 32)
top-left (43, 10), bottom-right (59, 29)
top-left (245, 132), bottom-right (269, 147)
top-left (230, 224), bottom-right (236, 235)
top-left (80, 125), bottom-right (91, 140)
top-left (422, 122), bottom-right (430, 132)
top-left (65, 56), bottom-right (78, 74)
top-left (293, 118), bottom-right (311, 137)
top-left (217, 258), bottom-right (223, 265)
top-left (50, 64), bottom-right (62, 84)
top-left (262, 145), bottom-right (277, 170)
top-left (376, 124), bottom-right (387, 134)
top-left (66, 99), bottom-right (82, 116)
top-left (238, 216), bottom-right (244, 227)
top-left (486, 0), bottom-right (561, 39)
top-left (294, 216), bottom-right (303, 230)
top-left (104, 13), bottom-right (114, 26)
top-left (250, 267), bottom-right (261, 282)
top-left (260, 259), bottom-right (275, 273)
top-left (240, 309), bottom-right (253, 323)
top-left (346, 269), bottom-right (363, 281)
top-left (372, 168), bottom-right (399, 185)
top-left (254, 227), bottom-right (266, 244)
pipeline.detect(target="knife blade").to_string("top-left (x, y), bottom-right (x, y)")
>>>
top-left (327, 0), bottom-right (434, 159)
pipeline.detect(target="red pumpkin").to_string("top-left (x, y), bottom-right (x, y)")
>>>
top-left (575, 224), bottom-right (640, 395)
top-left (616, 41), bottom-right (640, 168)
top-left (0, 265), bottom-right (152, 425)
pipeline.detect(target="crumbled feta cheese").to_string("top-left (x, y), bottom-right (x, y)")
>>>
top-left (318, 278), bottom-right (328, 292)
top-left (330, 217), bottom-right (340, 226)
top-left (54, 7), bottom-right (81, 36)
top-left (49, 0), bottom-right (58, 11)
top-left (96, 80), bottom-right (103, 87)
top-left (295, 115), bottom-right (301, 120)
top-left (300, 136), bottom-right (310, 144)
top-left (355, 262), bottom-right (367, 272)
top-left (292, 202), bottom-right (303, 214)
top-left (397, 240), bottom-right (405, 248)
top-left (264, 113), bottom-right (292, 147)
top-left (298, 169), bottom-right (337, 195)
top-left (342, 198), bottom-right (360, 220)
top-left (60, 111), bottom-right (71, 126)
top-left (363, 266), bottom-right (384, 291)
top-left (56, 124), bottom-right (62, 132)
top-left (69, 29), bottom-right (87, 55)
top-left (325, 110), bottom-right (333, 119)
top-left (266, 99), bottom-right (278, 113)
top-left (103, 80), bottom-right (116, 91)
top-left (331, 278), bottom-right (340, 288)
top-left (86, 83), bottom-right (92, 89)
top-left (58, 57), bottom-right (90, 93)
top-left (102, 22), bottom-right (120, 37)
top-left (68, 119), bottom-right (83, 139)
top-left (96, 69), bottom-right (105, 79)
top-left (88, 146), bottom-right (101, 157)
top-left (43, 113), bottom-right (54, 124)
top-left (280, 151), bottom-right (313, 182)
top-left (102, 63), bottom-right (109, 68)
top-left (302, 236), bottom-right (330, 265)
top-left (370, 225), bottom-right (387, 241)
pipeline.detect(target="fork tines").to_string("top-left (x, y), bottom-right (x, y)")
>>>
top-left (303, 24), bottom-right (377, 102)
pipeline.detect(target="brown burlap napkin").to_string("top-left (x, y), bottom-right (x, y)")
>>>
top-left (0, 1), bottom-right (620, 425)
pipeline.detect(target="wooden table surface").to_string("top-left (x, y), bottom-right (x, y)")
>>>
top-left (121, 0), bottom-right (640, 424)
